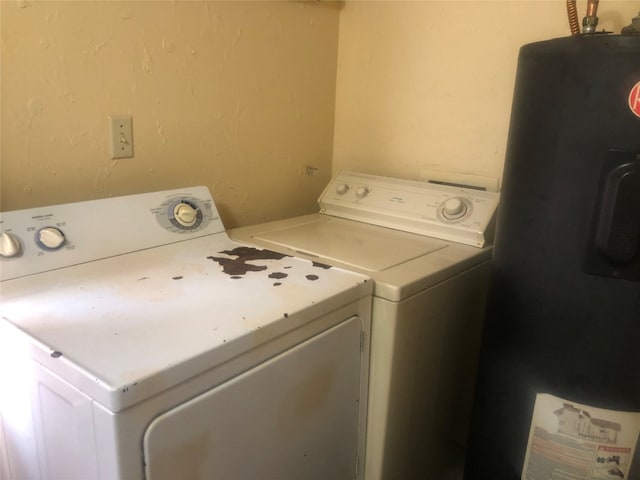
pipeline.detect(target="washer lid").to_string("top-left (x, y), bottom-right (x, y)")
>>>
top-left (247, 216), bottom-right (447, 272)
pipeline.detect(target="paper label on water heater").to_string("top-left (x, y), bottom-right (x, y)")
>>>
top-left (522, 393), bottom-right (640, 480)
top-left (629, 81), bottom-right (640, 118)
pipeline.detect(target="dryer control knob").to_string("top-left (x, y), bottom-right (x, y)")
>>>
top-left (442, 197), bottom-right (467, 219)
top-left (0, 232), bottom-right (21, 257)
top-left (336, 184), bottom-right (350, 195)
top-left (37, 227), bottom-right (66, 250)
top-left (173, 202), bottom-right (198, 227)
top-left (355, 187), bottom-right (370, 199)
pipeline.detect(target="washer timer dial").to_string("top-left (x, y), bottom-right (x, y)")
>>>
top-left (438, 197), bottom-right (472, 222)
top-left (443, 198), bottom-right (467, 219)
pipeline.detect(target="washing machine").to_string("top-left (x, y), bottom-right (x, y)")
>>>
top-left (0, 186), bottom-right (372, 480)
top-left (230, 171), bottom-right (499, 479)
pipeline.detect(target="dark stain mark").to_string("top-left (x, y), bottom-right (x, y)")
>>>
top-left (284, 266), bottom-right (292, 269)
top-left (208, 247), bottom-right (289, 276)
top-left (231, 276), bottom-right (242, 280)
top-left (208, 256), bottom-right (267, 275)
top-left (305, 274), bottom-right (319, 281)
top-left (137, 276), bottom-right (150, 281)
top-left (312, 262), bottom-right (332, 270)
top-left (268, 272), bottom-right (288, 279)
top-left (51, 351), bottom-right (63, 358)
top-left (284, 313), bottom-right (289, 318)
top-left (273, 282), bottom-right (282, 287)
top-left (172, 276), bottom-right (183, 280)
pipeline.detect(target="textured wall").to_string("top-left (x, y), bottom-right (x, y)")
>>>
top-left (1, 1), bottom-right (340, 227)
top-left (3, 1), bottom-right (638, 223)
top-left (333, 1), bottom-right (640, 187)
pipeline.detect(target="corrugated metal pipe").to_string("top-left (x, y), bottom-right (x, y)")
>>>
top-left (567, 0), bottom-right (581, 35)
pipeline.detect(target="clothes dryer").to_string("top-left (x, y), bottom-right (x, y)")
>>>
top-left (230, 171), bottom-right (499, 479)
top-left (0, 186), bottom-right (372, 480)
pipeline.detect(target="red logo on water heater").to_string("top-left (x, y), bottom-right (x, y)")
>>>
top-left (630, 81), bottom-right (640, 118)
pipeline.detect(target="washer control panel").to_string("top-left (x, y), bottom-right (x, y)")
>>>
top-left (0, 186), bottom-right (224, 281)
top-left (320, 171), bottom-right (499, 247)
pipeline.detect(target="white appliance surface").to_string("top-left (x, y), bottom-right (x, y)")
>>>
top-left (249, 215), bottom-right (447, 272)
top-left (0, 187), bottom-right (372, 480)
top-left (1, 234), bottom-right (368, 412)
top-left (319, 171), bottom-right (498, 248)
top-left (239, 213), bottom-right (492, 301)
top-left (229, 171), bottom-right (499, 480)
top-left (233, 171), bottom-right (498, 301)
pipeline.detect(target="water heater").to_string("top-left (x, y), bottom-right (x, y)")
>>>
top-left (464, 31), bottom-right (640, 480)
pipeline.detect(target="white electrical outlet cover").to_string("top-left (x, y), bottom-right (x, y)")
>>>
top-left (109, 115), bottom-right (134, 159)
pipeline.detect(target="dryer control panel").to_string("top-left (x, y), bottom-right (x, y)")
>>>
top-left (0, 186), bottom-right (224, 281)
top-left (319, 171), bottom-right (499, 247)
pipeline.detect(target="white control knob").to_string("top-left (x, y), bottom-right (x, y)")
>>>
top-left (173, 202), bottom-right (198, 227)
top-left (355, 187), bottom-right (370, 199)
top-left (0, 232), bottom-right (21, 258)
top-left (37, 227), bottom-right (65, 250)
top-left (442, 197), bottom-right (467, 219)
top-left (336, 184), bottom-right (350, 195)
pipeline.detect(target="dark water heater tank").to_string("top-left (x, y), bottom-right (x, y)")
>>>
top-left (464, 34), bottom-right (640, 479)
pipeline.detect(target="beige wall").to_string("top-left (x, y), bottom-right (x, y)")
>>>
top-left (2, 1), bottom-right (638, 224)
top-left (1, 1), bottom-right (340, 227)
top-left (333, 1), bottom-right (639, 187)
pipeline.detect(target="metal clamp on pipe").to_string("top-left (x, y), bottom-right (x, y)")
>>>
top-left (582, 0), bottom-right (600, 33)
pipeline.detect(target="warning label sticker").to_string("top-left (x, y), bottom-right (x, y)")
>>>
top-left (522, 393), bottom-right (640, 480)
top-left (629, 81), bottom-right (640, 118)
